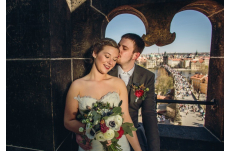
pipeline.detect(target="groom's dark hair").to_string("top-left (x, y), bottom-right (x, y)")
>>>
top-left (121, 33), bottom-right (145, 54)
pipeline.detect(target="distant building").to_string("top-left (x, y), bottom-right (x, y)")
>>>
top-left (163, 52), bottom-right (168, 65)
top-left (203, 57), bottom-right (210, 66)
top-left (190, 57), bottom-right (209, 70)
top-left (149, 54), bottom-right (155, 60)
top-left (200, 76), bottom-right (208, 94)
top-left (146, 60), bottom-right (156, 68)
top-left (137, 56), bottom-right (147, 65)
top-left (190, 58), bottom-right (203, 70)
top-left (179, 59), bottom-right (184, 68)
top-left (184, 58), bottom-right (192, 68)
top-left (194, 51), bottom-right (199, 59)
top-left (156, 57), bottom-right (163, 66)
top-left (168, 58), bottom-right (181, 68)
top-left (190, 74), bottom-right (208, 94)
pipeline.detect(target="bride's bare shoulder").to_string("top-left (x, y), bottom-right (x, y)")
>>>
top-left (109, 76), bottom-right (125, 86)
top-left (109, 76), bottom-right (127, 95)
top-left (70, 77), bottom-right (86, 89)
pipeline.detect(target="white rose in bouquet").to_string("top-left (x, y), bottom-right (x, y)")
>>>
top-left (103, 129), bottom-right (115, 140)
top-left (114, 115), bottom-right (123, 127)
top-left (96, 132), bottom-right (106, 142)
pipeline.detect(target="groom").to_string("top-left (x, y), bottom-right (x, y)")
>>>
top-left (109, 33), bottom-right (160, 151)
top-left (76, 33), bottom-right (160, 151)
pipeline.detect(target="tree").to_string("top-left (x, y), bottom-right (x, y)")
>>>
top-left (196, 64), bottom-right (209, 75)
top-left (155, 68), bottom-right (174, 95)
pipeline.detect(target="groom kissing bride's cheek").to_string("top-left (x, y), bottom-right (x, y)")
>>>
top-left (64, 33), bottom-right (160, 151)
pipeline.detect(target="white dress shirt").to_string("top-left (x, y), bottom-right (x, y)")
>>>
top-left (118, 65), bottom-right (135, 86)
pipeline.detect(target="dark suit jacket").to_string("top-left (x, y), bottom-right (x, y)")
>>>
top-left (108, 64), bottom-right (160, 151)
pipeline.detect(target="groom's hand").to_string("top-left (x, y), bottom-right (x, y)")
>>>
top-left (76, 133), bottom-right (92, 150)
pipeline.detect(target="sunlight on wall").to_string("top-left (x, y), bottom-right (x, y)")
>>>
top-left (66, 0), bottom-right (86, 12)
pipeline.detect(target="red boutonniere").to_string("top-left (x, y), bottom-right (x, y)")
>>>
top-left (132, 83), bottom-right (149, 102)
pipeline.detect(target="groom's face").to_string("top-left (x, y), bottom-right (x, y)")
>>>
top-left (117, 38), bottom-right (135, 65)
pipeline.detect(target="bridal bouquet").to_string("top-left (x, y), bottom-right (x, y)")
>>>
top-left (76, 100), bottom-right (137, 151)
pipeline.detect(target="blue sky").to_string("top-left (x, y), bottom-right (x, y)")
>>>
top-left (105, 10), bottom-right (212, 54)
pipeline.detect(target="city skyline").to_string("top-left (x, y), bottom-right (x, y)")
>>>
top-left (105, 10), bottom-right (212, 54)
top-left (140, 52), bottom-right (210, 55)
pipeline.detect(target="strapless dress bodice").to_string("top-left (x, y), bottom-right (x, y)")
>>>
top-left (74, 92), bottom-right (121, 114)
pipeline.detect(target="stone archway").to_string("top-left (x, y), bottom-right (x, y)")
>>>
top-left (101, 3), bottom-right (179, 47)
top-left (101, 5), bottom-right (148, 40)
top-left (179, 0), bottom-right (224, 56)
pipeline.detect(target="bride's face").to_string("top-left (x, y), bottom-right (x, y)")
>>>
top-left (93, 45), bottom-right (119, 74)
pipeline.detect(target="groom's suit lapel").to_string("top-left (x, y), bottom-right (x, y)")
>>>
top-left (128, 64), bottom-right (143, 105)
top-left (126, 74), bottom-right (133, 103)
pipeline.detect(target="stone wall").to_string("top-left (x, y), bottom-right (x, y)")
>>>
top-left (6, 0), bottom-right (76, 150)
top-left (6, 0), bottom-right (224, 150)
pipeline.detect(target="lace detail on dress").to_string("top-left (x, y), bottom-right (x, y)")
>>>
top-left (74, 91), bottom-right (119, 101)
top-left (73, 95), bottom-right (80, 101)
top-left (74, 92), bottom-right (121, 113)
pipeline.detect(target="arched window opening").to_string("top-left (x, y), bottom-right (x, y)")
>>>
top-left (105, 14), bottom-right (146, 45)
top-left (157, 10), bottom-right (212, 127)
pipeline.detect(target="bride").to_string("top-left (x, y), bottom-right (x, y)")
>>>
top-left (64, 38), bottom-right (142, 151)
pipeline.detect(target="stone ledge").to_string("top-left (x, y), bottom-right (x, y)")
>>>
top-left (158, 124), bottom-right (220, 142)
top-left (158, 124), bottom-right (224, 151)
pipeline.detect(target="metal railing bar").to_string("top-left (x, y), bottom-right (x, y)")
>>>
top-left (156, 99), bottom-right (215, 105)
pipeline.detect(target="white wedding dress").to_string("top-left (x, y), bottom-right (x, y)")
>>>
top-left (74, 92), bottom-right (130, 151)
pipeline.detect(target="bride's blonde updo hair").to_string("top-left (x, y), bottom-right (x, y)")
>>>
top-left (89, 38), bottom-right (119, 63)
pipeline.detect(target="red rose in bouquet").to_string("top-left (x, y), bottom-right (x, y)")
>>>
top-left (135, 90), bottom-right (144, 98)
top-left (116, 127), bottom-right (124, 139)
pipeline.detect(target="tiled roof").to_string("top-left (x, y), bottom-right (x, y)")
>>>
top-left (191, 60), bottom-right (197, 63)
top-left (199, 59), bottom-right (204, 63)
top-left (190, 74), bottom-right (204, 79)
